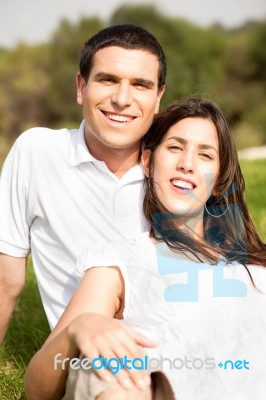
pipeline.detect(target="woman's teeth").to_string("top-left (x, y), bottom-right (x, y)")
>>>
top-left (171, 179), bottom-right (194, 190)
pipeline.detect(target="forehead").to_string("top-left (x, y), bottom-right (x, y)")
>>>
top-left (90, 46), bottom-right (160, 83)
top-left (164, 117), bottom-right (218, 146)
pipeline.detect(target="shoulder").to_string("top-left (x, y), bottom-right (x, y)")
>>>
top-left (221, 262), bottom-right (266, 295)
top-left (16, 126), bottom-right (75, 150)
top-left (79, 233), bottom-right (151, 261)
top-left (77, 233), bottom-right (152, 278)
top-left (246, 264), bottom-right (266, 292)
top-left (13, 126), bottom-right (79, 167)
top-left (81, 264), bottom-right (122, 292)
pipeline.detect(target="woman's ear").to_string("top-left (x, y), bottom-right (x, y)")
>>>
top-left (141, 149), bottom-right (152, 177)
top-left (211, 185), bottom-right (219, 197)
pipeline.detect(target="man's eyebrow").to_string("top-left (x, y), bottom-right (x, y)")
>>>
top-left (93, 72), bottom-right (155, 88)
top-left (165, 136), bottom-right (218, 153)
top-left (133, 78), bottom-right (155, 88)
top-left (94, 72), bottom-right (118, 81)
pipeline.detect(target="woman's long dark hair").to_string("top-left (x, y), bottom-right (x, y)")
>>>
top-left (143, 98), bottom-right (266, 266)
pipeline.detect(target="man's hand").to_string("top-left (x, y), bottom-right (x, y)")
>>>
top-left (0, 254), bottom-right (26, 343)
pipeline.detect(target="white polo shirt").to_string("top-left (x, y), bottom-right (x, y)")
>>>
top-left (0, 121), bottom-right (148, 329)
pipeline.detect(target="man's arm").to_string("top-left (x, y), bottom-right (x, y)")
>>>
top-left (0, 254), bottom-right (26, 343)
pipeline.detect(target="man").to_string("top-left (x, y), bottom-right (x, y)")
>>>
top-left (0, 23), bottom-right (165, 340)
top-left (0, 24), bottom-right (167, 397)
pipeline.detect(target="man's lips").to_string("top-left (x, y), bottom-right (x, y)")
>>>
top-left (170, 178), bottom-right (196, 190)
top-left (101, 111), bottom-right (137, 123)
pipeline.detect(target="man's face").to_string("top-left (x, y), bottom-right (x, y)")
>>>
top-left (76, 46), bottom-right (164, 158)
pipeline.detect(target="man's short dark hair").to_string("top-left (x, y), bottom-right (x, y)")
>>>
top-left (79, 24), bottom-right (167, 89)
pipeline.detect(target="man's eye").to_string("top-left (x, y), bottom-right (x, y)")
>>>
top-left (133, 82), bottom-right (151, 90)
top-left (100, 78), bottom-right (116, 84)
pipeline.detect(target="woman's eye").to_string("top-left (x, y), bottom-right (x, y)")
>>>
top-left (168, 145), bottom-right (183, 151)
top-left (200, 153), bottom-right (213, 160)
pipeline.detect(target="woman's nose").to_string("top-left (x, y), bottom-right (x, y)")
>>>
top-left (176, 150), bottom-right (194, 172)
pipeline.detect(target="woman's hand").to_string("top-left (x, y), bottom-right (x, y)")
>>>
top-left (67, 313), bottom-right (158, 390)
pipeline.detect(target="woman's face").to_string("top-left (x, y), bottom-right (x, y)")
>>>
top-left (142, 117), bottom-right (220, 221)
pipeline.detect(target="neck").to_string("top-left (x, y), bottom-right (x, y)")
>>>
top-left (103, 150), bottom-right (140, 178)
top-left (162, 212), bottom-right (205, 240)
top-left (182, 216), bottom-right (204, 240)
top-left (153, 211), bottom-right (221, 260)
top-left (84, 133), bottom-right (141, 178)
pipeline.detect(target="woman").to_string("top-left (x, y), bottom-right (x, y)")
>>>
top-left (25, 98), bottom-right (266, 400)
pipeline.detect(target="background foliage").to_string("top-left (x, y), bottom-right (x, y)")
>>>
top-left (0, 5), bottom-right (266, 165)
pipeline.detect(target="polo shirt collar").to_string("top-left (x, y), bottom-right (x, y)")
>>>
top-left (119, 163), bottom-right (145, 184)
top-left (69, 120), bottom-right (145, 182)
top-left (69, 120), bottom-right (96, 166)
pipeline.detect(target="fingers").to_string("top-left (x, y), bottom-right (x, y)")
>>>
top-left (68, 314), bottom-right (155, 390)
top-left (96, 334), bottom-right (150, 390)
top-left (79, 329), bottom-right (152, 390)
top-left (129, 329), bottom-right (159, 348)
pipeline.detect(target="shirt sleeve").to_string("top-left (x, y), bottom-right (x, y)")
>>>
top-left (76, 242), bottom-right (130, 318)
top-left (76, 244), bottom-right (124, 280)
top-left (0, 138), bottom-right (31, 257)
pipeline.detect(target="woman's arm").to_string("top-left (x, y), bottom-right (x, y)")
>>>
top-left (25, 266), bottom-right (121, 399)
top-left (25, 266), bottom-right (156, 400)
top-left (47, 265), bottom-right (123, 342)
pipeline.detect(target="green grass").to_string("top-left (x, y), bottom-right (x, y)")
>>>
top-left (240, 159), bottom-right (266, 242)
top-left (0, 259), bottom-right (50, 399)
top-left (0, 159), bottom-right (265, 398)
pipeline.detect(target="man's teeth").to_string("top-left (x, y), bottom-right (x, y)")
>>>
top-left (105, 113), bottom-right (133, 122)
top-left (172, 179), bottom-right (194, 190)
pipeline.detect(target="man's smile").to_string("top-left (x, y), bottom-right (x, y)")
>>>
top-left (101, 111), bottom-right (137, 123)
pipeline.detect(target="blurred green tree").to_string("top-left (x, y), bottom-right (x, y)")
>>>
top-left (0, 5), bottom-right (265, 159)
top-left (45, 17), bottom-right (103, 128)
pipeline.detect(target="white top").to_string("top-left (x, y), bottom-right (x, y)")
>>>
top-left (0, 121), bottom-right (148, 328)
top-left (77, 232), bottom-right (266, 400)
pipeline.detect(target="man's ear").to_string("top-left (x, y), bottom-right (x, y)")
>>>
top-left (76, 72), bottom-right (86, 105)
top-left (154, 85), bottom-right (165, 114)
top-left (141, 149), bottom-right (152, 177)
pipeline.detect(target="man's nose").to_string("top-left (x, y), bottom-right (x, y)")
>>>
top-left (111, 81), bottom-right (132, 108)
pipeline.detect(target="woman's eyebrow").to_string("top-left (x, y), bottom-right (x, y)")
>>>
top-left (165, 136), bottom-right (187, 144)
top-left (198, 144), bottom-right (218, 153)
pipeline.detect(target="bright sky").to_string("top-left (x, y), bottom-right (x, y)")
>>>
top-left (1, 0), bottom-right (266, 48)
